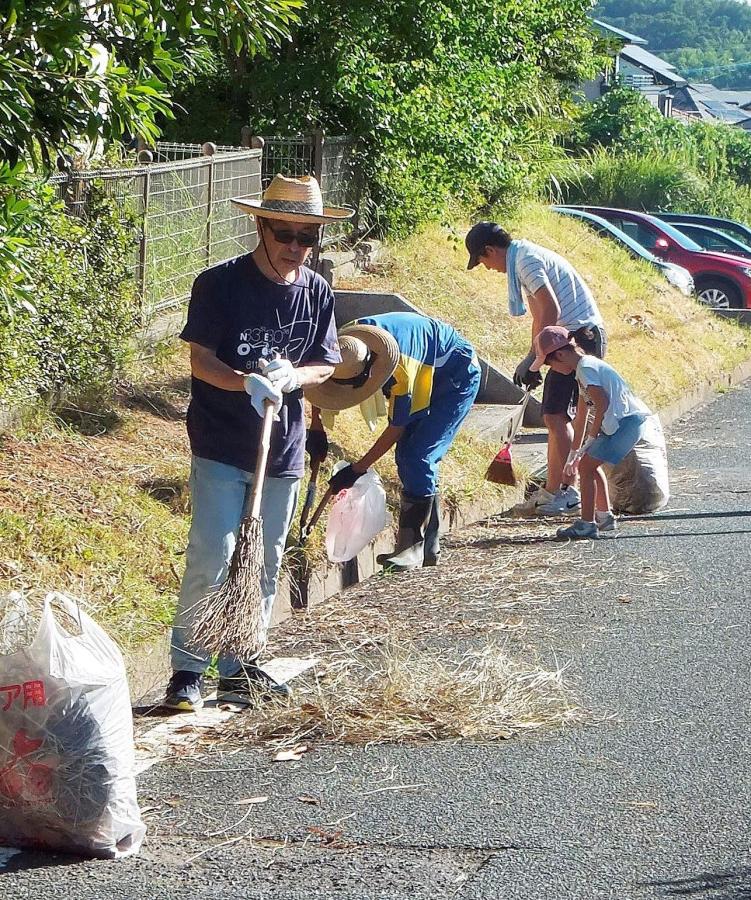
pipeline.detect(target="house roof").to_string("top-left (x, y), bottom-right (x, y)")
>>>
top-left (620, 44), bottom-right (687, 86)
top-left (591, 19), bottom-right (648, 46)
top-left (673, 84), bottom-right (751, 124)
top-left (687, 84), bottom-right (751, 108)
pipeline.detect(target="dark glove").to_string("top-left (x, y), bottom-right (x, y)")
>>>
top-left (306, 428), bottom-right (329, 462)
top-left (513, 351), bottom-right (542, 389)
top-left (329, 464), bottom-right (364, 493)
top-left (520, 369), bottom-right (542, 389)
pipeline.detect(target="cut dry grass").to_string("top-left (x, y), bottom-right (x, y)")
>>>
top-left (226, 639), bottom-right (584, 748)
top-left (210, 517), bottom-right (678, 752)
top-left (342, 202), bottom-right (751, 410)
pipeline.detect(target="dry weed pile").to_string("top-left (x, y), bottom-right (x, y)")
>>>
top-left (225, 639), bottom-right (584, 750)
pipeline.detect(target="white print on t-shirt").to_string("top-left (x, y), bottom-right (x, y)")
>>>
top-left (236, 308), bottom-right (317, 370)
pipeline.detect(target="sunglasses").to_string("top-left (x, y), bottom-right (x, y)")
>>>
top-left (264, 223), bottom-right (321, 247)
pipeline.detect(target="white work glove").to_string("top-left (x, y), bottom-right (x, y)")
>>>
top-left (243, 373), bottom-right (283, 419)
top-left (262, 356), bottom-right (300, 394)
top-left (563, 437), bottom-right (596, 482)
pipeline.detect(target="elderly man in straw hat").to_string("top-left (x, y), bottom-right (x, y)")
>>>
top-left (163, 174), bottom-right (353, 712)
top-left (306, 311), bottom-right (481, 571)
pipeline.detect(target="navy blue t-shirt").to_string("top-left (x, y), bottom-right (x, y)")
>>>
top-left (180, 254), bottom-right (340, 478)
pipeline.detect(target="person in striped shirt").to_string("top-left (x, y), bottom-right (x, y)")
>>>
top-left (466, 222), bottom-right (607, 517)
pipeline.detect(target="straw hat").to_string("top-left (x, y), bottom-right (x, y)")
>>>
top-left (305, 324), bottom-right (400, 411)
top-left (231, 174), bottom-right (355, 225)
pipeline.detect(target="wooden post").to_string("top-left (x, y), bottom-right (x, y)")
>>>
top-left (240, 126), bottom-right (252, 148)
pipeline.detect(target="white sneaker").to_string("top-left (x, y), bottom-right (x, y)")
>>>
top-left (596, 511), bottom-right (617, 532)
top-left (511, 487), bottom-right (554, 517)
top-left (538, 487), bottom-right (581, 517)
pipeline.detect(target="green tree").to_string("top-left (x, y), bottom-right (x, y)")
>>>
top-left (0, 0), bottom-right (302, 317)
top-left (0, 0), bottom-right (302, 167)
top-left (166, 0), bottom-right (602, 233)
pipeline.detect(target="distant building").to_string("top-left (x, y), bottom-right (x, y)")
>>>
top-left (583, 19), bottom-right (751, 129)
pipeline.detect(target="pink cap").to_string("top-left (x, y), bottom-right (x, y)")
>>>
top-left (530, 326), bottom-right (572, 371)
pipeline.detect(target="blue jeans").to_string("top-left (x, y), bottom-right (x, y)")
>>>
top-left (171, 456), bottom-right (300, 677)
top-left (395, 350), bottom-right (481, 497)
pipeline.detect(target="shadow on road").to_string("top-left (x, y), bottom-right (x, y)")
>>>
top-left (0, 850), bottom-right (86, 874)
top-left (625, 510), bottom-right (751, 523)
top-left (643, 866), bottom-right (751, 898)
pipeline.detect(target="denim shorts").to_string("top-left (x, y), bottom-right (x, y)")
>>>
top-left (587, 414), bottom-right (648, 466)
top-left (542, 324), bottom-right (608, 418)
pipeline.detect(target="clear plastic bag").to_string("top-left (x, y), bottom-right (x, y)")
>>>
top-left (604, 414), bottom-right (670, 515)
top-left (0, 592), bottom-right (145, 858)
top-left (325, 465), bottom-right (390, 563)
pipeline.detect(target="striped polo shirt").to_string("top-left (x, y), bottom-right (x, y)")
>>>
top-left (514, 241), bottom-right (603, 330)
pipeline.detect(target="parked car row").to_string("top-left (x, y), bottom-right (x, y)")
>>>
top-left (551, 205), bottom-right (751, 309)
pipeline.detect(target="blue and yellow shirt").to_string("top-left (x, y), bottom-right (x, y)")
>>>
top-left (353, 312), bottom-right (465, 427)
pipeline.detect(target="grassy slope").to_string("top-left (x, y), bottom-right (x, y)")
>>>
top-left (1, 203), bottom-right (748, 649)
top-left (342, 204), bottom-right (751, 408)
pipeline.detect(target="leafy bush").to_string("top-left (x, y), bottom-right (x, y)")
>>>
top-left (164, 0), bottom-right (602, 235)
top-left (0, 182), bottom-right (138, 408)
top-left (564, 89), bottom-right (751, 222)
top-left (555, 149), bottom-right (712, 211)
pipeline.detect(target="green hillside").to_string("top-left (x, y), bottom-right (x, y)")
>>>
top-left (595, 0), bottom-right (751, 89)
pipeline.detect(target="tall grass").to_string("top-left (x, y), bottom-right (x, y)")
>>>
top-left (552, 148), bottom-right (719, 214)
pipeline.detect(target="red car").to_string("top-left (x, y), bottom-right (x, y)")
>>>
top-left (563, 206), bottom-right (751, 309)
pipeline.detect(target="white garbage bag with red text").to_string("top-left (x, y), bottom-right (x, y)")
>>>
top-left (0, 592), bottom-right (145, 858)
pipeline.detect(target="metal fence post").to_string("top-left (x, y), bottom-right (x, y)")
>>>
top-left (312, 128), bottom-right (324, 180)
top-left (203, 142), bottom-right (216, 267)
top-left (137, 169), bottom-right (151, 319)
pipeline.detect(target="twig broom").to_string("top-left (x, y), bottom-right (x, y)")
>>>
top-left (190, 400), bottom-right (275, 659)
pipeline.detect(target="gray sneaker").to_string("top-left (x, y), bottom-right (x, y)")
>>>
top-left (556, 519), bottom-right (598, 540)
top-left (539, 487), bottom-right (581, 517)
top-left (596, 512), bottom-right (617, 532)
top-left (163, 670), bottom-right (204, 712)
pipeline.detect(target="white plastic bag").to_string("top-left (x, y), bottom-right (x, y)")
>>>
top-left (0, 592), bottom-right (145, 858)
top-left (325, 465), bottom-right (390, 562)
top-left (604, 414), bottom-right (670, 515)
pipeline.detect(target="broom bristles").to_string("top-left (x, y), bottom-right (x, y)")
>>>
top-left (190, 515), bottom-right (265, 659)
top-left (485, 446), bottom-right (518, 486)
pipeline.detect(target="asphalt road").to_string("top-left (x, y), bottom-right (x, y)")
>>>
top-left (4, 381), bottom-right (751, 899)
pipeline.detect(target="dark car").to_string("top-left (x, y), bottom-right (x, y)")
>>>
top-left (562, 206), bottom-right (751, 309)
top-left (655, 212), bottom-right (751, 247)
top-left (551, 206), bottom-right (694, 295)
top-left (665, 222), bottom-right (751, 259)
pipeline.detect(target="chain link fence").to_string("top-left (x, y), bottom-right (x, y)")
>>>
top-left (52, 143), bottom-right (262, 316)
top-left (257, 131), bottom-right (364, 245)
top-left (52, 132), bottom-right (365, 316)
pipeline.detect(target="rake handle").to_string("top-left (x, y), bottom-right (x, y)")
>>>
top-left (248, 400), bottom-right (276, 520)
top-left (300, 487), bottom-right (333, 544)
top-left (299, 454), bottom-right (322, 530)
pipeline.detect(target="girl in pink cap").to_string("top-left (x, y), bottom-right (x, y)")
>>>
top-left (530, 326), bottom-right (652, 539)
